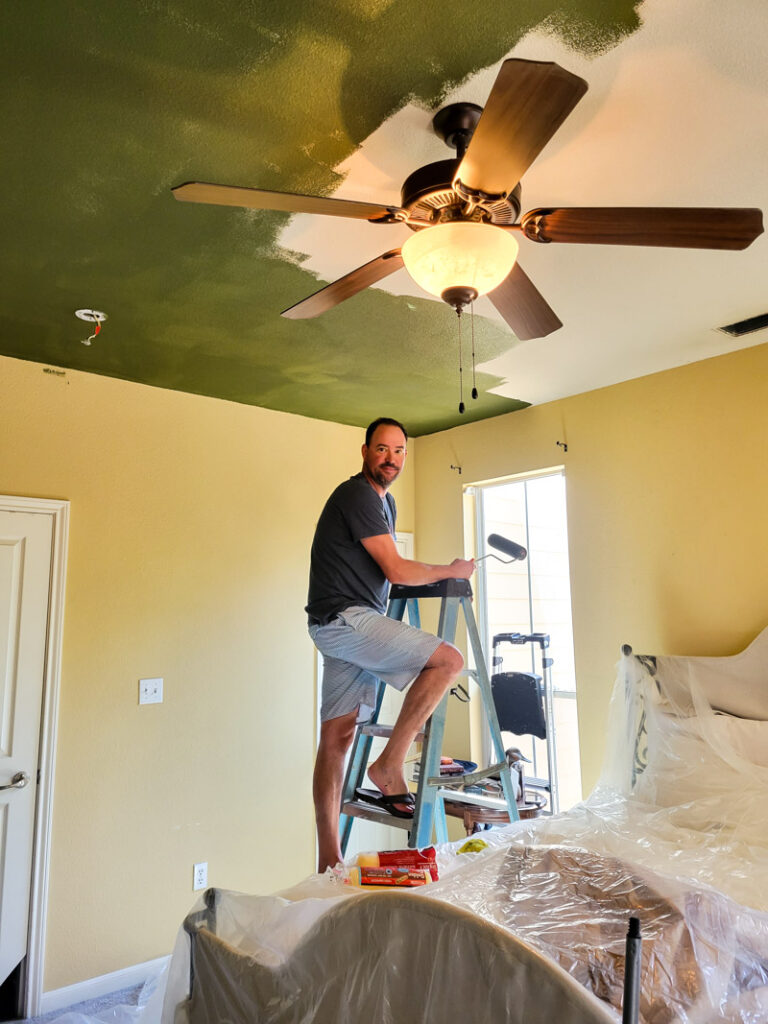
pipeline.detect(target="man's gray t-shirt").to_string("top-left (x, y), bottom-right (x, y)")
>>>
top-left (306, 473), bottom-right (396, 626)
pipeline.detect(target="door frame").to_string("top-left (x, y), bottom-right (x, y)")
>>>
top-left (1, 495), bottom-right (69, 1017)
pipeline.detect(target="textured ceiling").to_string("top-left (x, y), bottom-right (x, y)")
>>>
top-left (2, 1), bottom-right (766, 435)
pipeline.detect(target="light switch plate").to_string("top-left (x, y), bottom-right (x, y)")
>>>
top-left (139, 677), bottom-right (163, 705)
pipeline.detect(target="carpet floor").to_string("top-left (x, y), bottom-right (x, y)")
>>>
top-left (17, 984), bottom-right (144, 1024)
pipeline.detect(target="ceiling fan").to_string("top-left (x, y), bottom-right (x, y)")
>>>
top-left (172, 58), bottom-right (763, 341)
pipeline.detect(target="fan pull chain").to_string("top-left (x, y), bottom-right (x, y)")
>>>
top-left (458, 308), bottom-right (465, 414)
top-left (470, 301), bottom-right (478, 400)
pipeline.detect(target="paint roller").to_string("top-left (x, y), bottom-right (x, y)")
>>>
top-left (475, 533), bottom-right (528, 564)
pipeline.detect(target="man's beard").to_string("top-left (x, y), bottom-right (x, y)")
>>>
top-left (371, 463), bottom-right (399, 488)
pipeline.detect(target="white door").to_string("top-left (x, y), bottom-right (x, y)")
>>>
top-left (0, 510), bottom-right (53, 985)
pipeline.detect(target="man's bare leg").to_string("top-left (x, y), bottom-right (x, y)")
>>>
top-left (368, 642), bottom-right (463, 814)
top-left (313, 708), bottom-right (358, 873)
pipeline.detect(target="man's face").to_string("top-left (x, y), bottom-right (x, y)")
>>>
top-left (362, 424), bottom-right (407, 490)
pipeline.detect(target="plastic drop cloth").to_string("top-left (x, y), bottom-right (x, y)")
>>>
top-left (161, 632), bottom-right (768, 1024)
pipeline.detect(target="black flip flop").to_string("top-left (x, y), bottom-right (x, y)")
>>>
top-left (355, 787), bottom-right (415, 819)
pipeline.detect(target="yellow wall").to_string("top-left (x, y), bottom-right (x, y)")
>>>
top-left (414, 342), bottom-right (768, 792)
top-left (0, 355), bottom-right (414, 989)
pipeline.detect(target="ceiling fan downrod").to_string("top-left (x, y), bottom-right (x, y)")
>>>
top-left (431, 102), bottom-right (483, 160)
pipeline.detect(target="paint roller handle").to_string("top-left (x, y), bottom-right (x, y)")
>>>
top-left (622, 916), bottom-right (642, 1024)
top-left (476, 533), bottom-right (528, 564)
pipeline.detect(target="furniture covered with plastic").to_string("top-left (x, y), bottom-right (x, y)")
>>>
top-left (164, 627), bottom-right (768, 1023)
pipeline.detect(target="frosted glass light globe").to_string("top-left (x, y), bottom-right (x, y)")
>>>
top-left (401, 222), bottom-right (519, 299)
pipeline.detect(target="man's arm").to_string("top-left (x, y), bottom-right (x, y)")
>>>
top-left (361, 533), bottom-right (474, 585)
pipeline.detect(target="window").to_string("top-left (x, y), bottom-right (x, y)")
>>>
top-left (469, 471), bottom-right (582, 811)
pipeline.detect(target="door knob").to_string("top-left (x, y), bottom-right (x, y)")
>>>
top-left (0, 771), bottom-right (30, 791)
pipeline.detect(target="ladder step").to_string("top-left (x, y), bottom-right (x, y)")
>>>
top-left (438, 788), bottom-right (509, 811)
top-left (425, 761), bottom-right (507, 788)
top-left (360, 724), bottom-right (426, 741)
top-left (341, 800), bottom-right (414, 830)
top-left (525, 776), bottom-right (552, 793)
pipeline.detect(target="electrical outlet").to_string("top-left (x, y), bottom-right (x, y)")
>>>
top-left (139, 677), bottom-right (163, 705)
top-left (193, 862), bottom-right (208, 891)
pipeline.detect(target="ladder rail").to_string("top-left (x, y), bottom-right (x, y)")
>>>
top-left (411, 596), bottom-right (461, 848)
top-left (339, 679), bottom-right (386, 852)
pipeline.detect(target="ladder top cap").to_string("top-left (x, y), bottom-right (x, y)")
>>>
top-left (390, 579), bottom-right (473, 599)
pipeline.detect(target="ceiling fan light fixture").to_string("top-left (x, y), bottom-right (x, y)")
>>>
top-left (401, 222), bottom-right (519, 305)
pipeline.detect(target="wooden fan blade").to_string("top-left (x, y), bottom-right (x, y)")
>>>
top-left (172, 182), bottom-right (404, 223)
top-left (454, 60), bottom-right (587, 198)
top-left (281, 250), bottom-right (404, 319)
top-left (488, 263), bottom-right (562, 340)
top-left (521, 207), bottom-right (764, 250)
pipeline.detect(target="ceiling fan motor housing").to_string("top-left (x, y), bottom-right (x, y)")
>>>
top-left (400, 158), bottom-right (521, 228)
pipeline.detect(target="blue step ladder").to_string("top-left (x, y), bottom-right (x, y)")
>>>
top-left (339, 578), bottom-right (519, 852)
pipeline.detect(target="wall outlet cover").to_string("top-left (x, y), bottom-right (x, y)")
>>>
top-left (139, 677), bottom-right (163, 705)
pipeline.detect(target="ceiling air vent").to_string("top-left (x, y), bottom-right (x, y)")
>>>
top-left (718, 312), bottom-right (768, 338)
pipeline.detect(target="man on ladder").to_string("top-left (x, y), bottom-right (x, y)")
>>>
top-left (307, 416), bottom-right (474, 872)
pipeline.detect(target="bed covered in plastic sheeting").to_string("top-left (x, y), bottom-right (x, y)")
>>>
top-left (164, 627), bottom-right (768, 1024)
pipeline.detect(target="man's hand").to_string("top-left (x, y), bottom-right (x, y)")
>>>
top-left (449, 558), bottom-right (475, 579)
top-left (361, 535), bottom-right (476, 586)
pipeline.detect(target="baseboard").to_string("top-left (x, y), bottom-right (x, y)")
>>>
top-left (38, 955), bottom-right (170, 1016)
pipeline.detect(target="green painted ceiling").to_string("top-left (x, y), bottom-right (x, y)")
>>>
top-left (1, 0), bottom-right (643, 435)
